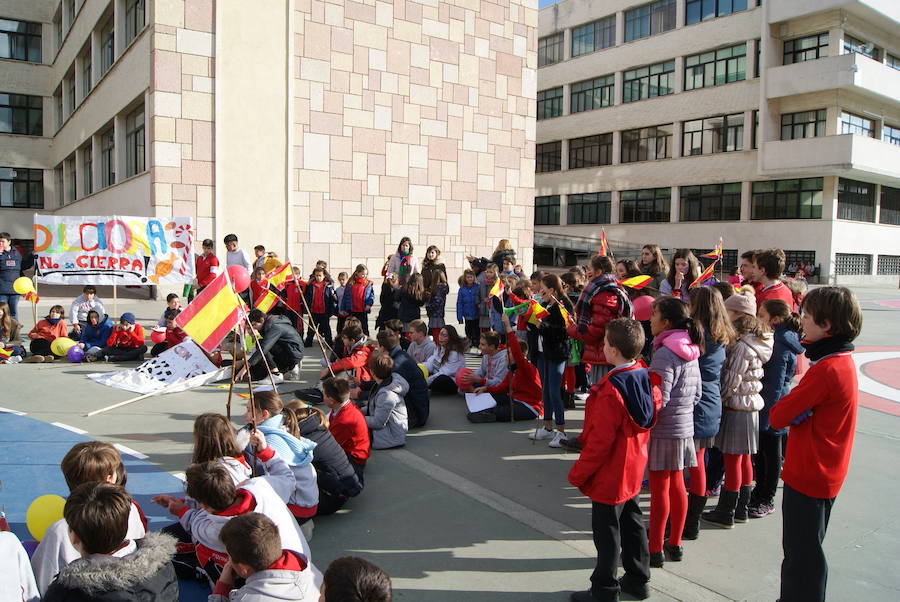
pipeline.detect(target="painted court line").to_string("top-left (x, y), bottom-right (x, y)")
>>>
top-left (51, 422), bottom-right (88, 434)
top-left (113, 443), bottom-right (149, 460)
top-left (0, 407), bottom-right (26, 415)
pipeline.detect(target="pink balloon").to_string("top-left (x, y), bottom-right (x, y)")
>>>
top-left (633, 295), bottom-right (654, 321)
top-left (227, 265), bottom-right (250, 293)
top-left (150, 329), bottom-right (166, 344)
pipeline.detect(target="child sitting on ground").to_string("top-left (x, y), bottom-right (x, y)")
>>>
top-left (457, 330), bottom-right (508, 393)
top-left (362, 352), bottom-right (409, 449)
top-left (78, 310), bottom-right (113, 361)
top-left (191, 413), bottom-right (252, 485)
top-left (321, 556), bottom-right (392, 602)
top-left (26, 304), bottom-right (68, 361)
top-left (102, 312), bottom-right (147, 362)
top-left (209, 513), bottom-right (315, 601)
top-left (423, 325), bottom-right (468, 395)
top-left (42, 482), bottom-right (177, 602)
top-left (157, 293), bottom-right (181, 327)
top-left (322, 377), bottom-right (370, 478)
top-left (568, 318), bottom-right (661, 602)
top-left (382, 319), bottom-right (410, 350)
top-left (151, 308), bottom-right (187, 356)
top-left (32, 442), bottom-right (149, 595)
top-left (406, 319), bottom-right (436, 363)
top-left (0, 301), bottom-right (24, 363)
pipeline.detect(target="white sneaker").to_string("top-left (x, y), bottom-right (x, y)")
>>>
top-left (529, 426), bottom-right (554, 441)
top-left (286, 366), bottom-right (302, 381)
top-left (266, 372), bottom-right (284, 384)
top-left (8, 355), bottom-right (22, 364)
top-left (548, 431), bottom-right (566, 448)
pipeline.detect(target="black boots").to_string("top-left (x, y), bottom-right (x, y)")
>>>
top-left (563, 391), bottom-right (576, 409)
top-left (700, 489), bottom-right (738, 528)
top-left (682, 493), bottom-right (707, 540)
top-left (734, 485), bottom-right (754, 523)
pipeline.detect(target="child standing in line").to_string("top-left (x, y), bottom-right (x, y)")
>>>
top-left (286, 265), bottom-right (306, 337)
top-left (374, 274), bottom-right (399, 331)
top-left (702, 292), bottom-right (773, 529)
top-left (304, 268), bottom-right (337, 348)
top-left (250, 267), bottom-right (269, 307)
top-left (749, 299), bottom-right (804, 519)
top-left (647, 297), bottom-right (703, 568)
top-left (769, 286), bottom-right (862, 602)
top-left (457, 269), bottom-right (480, 352)
top-left (406, 319), bottom-right (436, 363)
top-left (397, 273), bottom-right (426, 332)
top-left (425, 270), bottom-right (449, 340)
top-left (340, 264), bottom-right (374, 336)
top-left (26, 304), bottom-right (68, 360)
top-left (421, 245), bottom-right (447, 291)
top-left (334, 271), bottom-right (349, 336)
top-left (568, 318), bottom-right (660, 602)
top-left (478, 265), bottom-right (499, 333)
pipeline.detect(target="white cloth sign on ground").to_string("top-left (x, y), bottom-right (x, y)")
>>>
top-left (88, 340), bottom-right (229, 394)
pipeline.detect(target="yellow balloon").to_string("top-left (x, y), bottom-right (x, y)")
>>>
top-left (418, 363), bottom-right (428, 380)
top-left (13, 276), bottom-right (35, 295)
top-left (26, 494), bottom-right (66, 541)
top-left (51, 337), bottom-right (77, 356)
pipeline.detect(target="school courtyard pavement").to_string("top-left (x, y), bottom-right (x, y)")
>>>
top-left (1, 284), bottom-right (899, 601)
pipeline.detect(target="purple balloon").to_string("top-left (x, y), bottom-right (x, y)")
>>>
top-left (67, 345), bottom-right (85, 363)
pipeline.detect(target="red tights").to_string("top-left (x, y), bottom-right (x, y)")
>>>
top-left (687, 447), bottom-right (706, 496)
top-left (649, 469), bottom-right (687, 553)
top-left (724, 453), bottom-right (753, 491)
top-left (430, 327), bottom-right (441, 340)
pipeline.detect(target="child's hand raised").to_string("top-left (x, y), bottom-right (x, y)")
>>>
top-left (249, 430), bottom-right (268, 452)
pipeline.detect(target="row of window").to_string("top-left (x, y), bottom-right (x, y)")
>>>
top-left (781, 109), bottom-right (899, 144)
top-left (539, 0), bottom-right (754, 67)
top-left (538, 42), bottom-right (748, 120)
top-left (534, 178), bottom-right (900, 226)
top-left (836, 254), bottom-right (900, 276)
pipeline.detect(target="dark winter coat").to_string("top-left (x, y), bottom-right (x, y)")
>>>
top-left (759, 325), bottom-right (804, 435)
top-left (249, 315), bottom-right (304, 367)
top-left (374, 284), bottom-right (399, 329)
top-left (425, 282), bottom-right (448, 319)
top-left (694, 329), bottom-right (725, 439)
top-left (537, 299), bottom-right (571, 363)
top-left (456, 283), bottom-right (479, 322)
top-left (79, 314), bottom-right (114, 349)
top-left (420, 259), bottom-right (447, 291)
top-left (0, 246), bottom-right (23, 295)
top-left (396, 289), bottom-right (425, 324)
top-left (388, 344), bottom-right (430, 427)
top-left (297, 414), bottom-right (363, 497)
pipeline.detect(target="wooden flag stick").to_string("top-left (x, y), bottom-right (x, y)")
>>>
top-left (297, 284), bottom-right (336, 378)
top-left (225, 328), bottom-right (240, 420)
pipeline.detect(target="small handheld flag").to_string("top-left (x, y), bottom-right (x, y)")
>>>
top-left (619, 275), bottom-right (652, 290)
top-left (265, 262), bottom-right (294, 290)
top-left (525, 300), bottom-right (549, 325)
top-left (503, 302), bottom-right (530, 317)
top-left (599, 229), bottom-right (609, 257)
top-left (702, 237), bottom-right (723, 259)
top-left (24, 291), bottom-right (39, 303)
top-left (489, 277), bottom-right (504, 298)
top-left (0, 347), bottom-right (13, 360)
top-left (690, 260), bottom-right (718, 289)
top-left (255, 289), bottom-right (280, 313)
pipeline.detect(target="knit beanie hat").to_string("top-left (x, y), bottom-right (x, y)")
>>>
top-left (724, 292), bottom-right (756, 317)
top-left (120, 312), bottom-right (136, 324)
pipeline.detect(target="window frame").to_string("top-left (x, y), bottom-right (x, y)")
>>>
top-left (100, 18), bottom-right (115, 75)
top-left (625, 0), bottom-right (676, 43)
top-left (620, 187), bottom-right (671, 223)
top-left (880, 185), bottom-right (900, 225)
top-left (534, 195), bottom-right (561, 226)
top-left (0, 166), bottom-right (43, 209)
top-left (622, 60), bottom-right (675, 103)
top-left (837, 177), bottom-right (876, 222)
top-left (0, 18), bottom-right (42, 63)
top-left (82, 143), bottom-right (93, 197)
top-left (751, 178), bottom-right (824, 220)
top-left (0, 92), bottom-right (43, 136)
top-left (783, 32), bottom-right (829, 65)
top-left (570, 75), bottom-right (615, 114)
top-left (682, 113), bottom-right (744, 156)
top-left (125, 0), bottom-right (146, 45)
top-left (567, 192), bottom-right (611, 225)
top-left (882, 124), bottom-right (900, 146)
top-left (100, 127), bottom-right (115, 188)
top-left (840, 111), bottom-right (874, 137)
top-left (621, 124), bottom-right (673, 163)
top-left (679, 182), bottom-right (742, 221)
top-left (780, 109), bottom-right (826, 140)
top-left (877, 255), bottom-right (900, 276)
top-left (536, 141), bottom-right (562, 173)
top-left (888, 54), bottom-right (900, 71)
top-left (537, 87), bottom-right (563, 121)
top-left (684, 43), bottom-right (747, 91)
top-left (834, 253), bottom-right (872, 276)
top-left (125, 104), bottom-right (145, 178)
top-left (685, 0), bottom-right (750, 25)
top-left (538, 32), bottom-right (564, 67)
top-left (842, 33), bottom-right (879, 61)
top-left (571, 15), bottom-right (616, 58)
top-left (568, 133), bottom-right (613, 169)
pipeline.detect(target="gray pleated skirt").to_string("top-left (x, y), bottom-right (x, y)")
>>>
top-left (694, 436), bottom-right (716, 450)
top-left (648, 436), bottom-right (697, 471)
top-left (428, 316), bottom-right (445, 330)
top-left (715, 409), bottom-right (759, 455)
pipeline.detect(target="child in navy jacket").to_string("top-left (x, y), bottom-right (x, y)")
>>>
top-left (304, 268), bottom-right (338, 348)
top-left (340, 264), bottom-right (374, 336)
top-left (457, 269), bottom-right (480, 351)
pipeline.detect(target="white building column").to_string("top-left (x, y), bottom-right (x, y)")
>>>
top-left (114, 112), bottom-right (127, 182)
top-left (559, 194), bottom-right (568, 226)
top-left (561, 83), bottom-right (570, 117)
top-left (74, 54), bottom-right (84, 104)
top-left (615, 11), bottom-right (625, 46)
top-left (675, 0), bottom-right (685, 31)
top-left (874, 183), bottom-right (882, 223)
top-left (114, 0), bottom-right (125, 58)
top-left (562, 27), bottom-right (572, 61)
top-left (90, 28), bottom-right (100, 87)
top-left (614, 70), bottom-right (624, 105)
top-left (91, 133), bottom-right (102, 189)
top-left (672, 121), bottom-right (683, 158)
top-left (740, 181), bottom-right (752, 221)
top-left (674, 56), bottom-right (685, 93)
top-left (611, 130), bottom-right (622, 165)
top-left (822, 176), bottom-right (839, 220)
top-left (669, 187), bottom-right (680, 223)
top-left (560, 139), bottom-right (570, 171)
top-left (74, 146), bottom-right (84, 200)
top-left (828, 27), bottom-right (843, 57)
top-left (743, 109), bottom-right (755, 150)
top-left (610, 190), bottom-right (620, 224)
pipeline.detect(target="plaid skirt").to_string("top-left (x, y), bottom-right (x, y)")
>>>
top-left (714, 409), bottom-right (759, 455)
top-left (588, 364), bottom-right (611, 385)
top-left (428, 316), bottom-right (445, 330)
top-left (694, 436), bottom-right (716, 450)
top-left (648, 436), bottom-right (697, 471)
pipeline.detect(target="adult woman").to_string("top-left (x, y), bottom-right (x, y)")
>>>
top-left (384, 237), bottom-right (419, 286)
top-left (467, 239), bottom-right (517, 275)
top-left (639, 244), bottom-right (668, 295)
top-left (660, 249), bottom-right (701, 299)
top-left (0, 232), bottom-right (23, 320)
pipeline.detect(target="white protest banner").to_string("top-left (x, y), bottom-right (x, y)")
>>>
top-left (33, 214), bottom-right (195, 285)
top-left (88, 340), bottom-right (227, 394)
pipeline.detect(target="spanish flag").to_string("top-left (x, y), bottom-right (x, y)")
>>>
top-left (175, 271), bottom-right (242, 352)
top-left (690, 259), bottom-right (718, 289)
top-left (599, 229), bottom-right (609, 256)
top-left (525, 300), bottom-right (549, 325)
top-left (489, 277), bottom-right (504, 298)
top-left (266, 262), bottom-right (294, 290)
top-left (255, 289), bottom-right (280, 313)
top-left (619, 275), bottom-right (652, 290)
top-left (24, 290), bottom-right (39, 303)
top-left (702, 237), bottom-right (723, 259)
top-left (0, 347), bottom-right (13, 360)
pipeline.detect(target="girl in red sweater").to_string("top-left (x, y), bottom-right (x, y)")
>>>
top-left (27, 304), bottom-right (68, 360)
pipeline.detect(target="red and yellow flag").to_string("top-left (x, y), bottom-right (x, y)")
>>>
top-left (266, 262), bottom-right (294, 290)
top-left (599, 229), bottom-right (609, 257)
top-left (690, 260), bottom-right (718, 289)
top-left (525, 300), bottom-right (549, 324)
top-left (619, 275), bottom-right (652, 290)
top-left (702, 237), bottom-right (723, 259)
top-left (24, 291), bottom-right (39, 303)
top-left (255, 289), bottom-right (280, 313)
top-left (489, 277), bottom-right (504, 298)
top-left (0, 347), bottom-right (13, 360)
top-left (175, 271), bottom-right (242, 352)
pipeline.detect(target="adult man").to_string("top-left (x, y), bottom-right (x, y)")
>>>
top-left (375, 329), bottom-right (430, 428)
top-left (237, 309), bottom-right (303, 383)
top-left (0, 232), bottom-right (23, 320)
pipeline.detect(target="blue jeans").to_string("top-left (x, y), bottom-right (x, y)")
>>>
top-left (539, 355), bottom-right (565, 426)
top-left (0, 294), bottom-right (20, 321)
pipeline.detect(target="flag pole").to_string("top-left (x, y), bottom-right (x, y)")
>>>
top-left (238, 305), bottom-right (282, 391)
top-left (225, 328), bottom-right (240, 420)
top-left (296, 284), bottom-right (337, 379)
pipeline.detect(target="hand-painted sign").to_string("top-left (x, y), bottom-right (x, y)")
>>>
top-left (33, 215), bottom-right (195, 285)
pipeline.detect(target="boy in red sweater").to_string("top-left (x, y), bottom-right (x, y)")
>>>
top-left (102, 312), bottom-right (147, 362)
top-left (753, 248), bottom-right (796, 309)
top-left (769, 286), bottom-right (862, 602)
top-left (468, 312), bottom-right (543, 423)
top-left (322, 377), bottom-right (370, 479)
top-left (569, 318), bottom-right (661, 602)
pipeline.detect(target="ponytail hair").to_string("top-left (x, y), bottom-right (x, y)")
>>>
top-left (652, 296), bottom-right (704, 348)
top-left (283, 400), bottom-right (329, 432)
top-left (761, 299), bottom-right (802, 336)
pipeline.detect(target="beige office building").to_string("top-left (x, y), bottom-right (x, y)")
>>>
top-left (0, 0), bottom-right (537, 278)
top-left (535, 0), bottom-right (900, 283)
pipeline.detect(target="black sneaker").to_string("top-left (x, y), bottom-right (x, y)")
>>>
top-left (293, 387), bottom-right (324, 404)
top-left (559, 437), bottom-right (582, 451)
top-left (619, 574), bottom-right (650, 600)
top-left (466, 410), bottom-right (496, 423)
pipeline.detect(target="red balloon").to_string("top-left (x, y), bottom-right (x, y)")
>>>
top-left (150, 329), bottom-right (166, 344)
top-left (227, 265), bottom-right (250, 292)
top-left (633, 295), bottom-right (654, 321)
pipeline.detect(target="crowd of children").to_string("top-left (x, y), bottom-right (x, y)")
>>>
top-left (0, 235), bottom-right (864, 602)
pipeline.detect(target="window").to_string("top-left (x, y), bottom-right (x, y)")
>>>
top-left (783, 32), bottom-right (829, 64)
top-left (784, 250), bottom-right (816, 272)
top-left (680, 183), bottom-right (742, 221)
top-left (536, 141), bottom-right (561, 173)
top-left (81, 49), bottom-right (92, 97)
top-left (570, 75), bottom-right (614, 113)
top-left (881, 186), bottom-right (900, 225)
top-left (54, 15), bottom-right (61, 51)
top-left (685, 0), bottom-right (750, 25)
top-left (623, 60), bottom-right (675, 102)
top-left (888, 54), bottom-right (900, 71)
top-left (834, 253), bottom-right (871, 275)
top-left (0, 93), bottom-right (43, 136)
top-left (780, 109), bottom-right (825, 140)
top-left (621, 124), bottom-right (673, 163)
top-left (569, 134), bottom-right (612, 169)
top-left (568, 192), bottom-right (611, 224)
top-left (625, 0), bottom-right (676, 42)
top-left (538, 32), bottom-right (564, 67)
top-left (125, 0), bottom-right (146, 44)
top-left (534, 195), bottom-right (560, 225)
top-left (840, 112), bottom-right (874, 137)
top-left (620, 188), bottom-right (671, 223)
top-left (65, 156), bottom-right (76, 204)
top-left (66, 75), bottom-right (75, 115)
top-left (883, 124), bottom-right (900, 146)
top-left (0, 166), bottom-right (43, 208)
top-left (101, 19), bottom-right (115, 75)
top-left (0, 18), bottom-right (42, 62)
top-left (54, 92), bottom-right (62, 129)
top-left (837, 178), bottom-right (875, 222)
top-left (752, 109), bottom-right (758, 149)
top-left (878, 255), bottom-right (900, 275)
top-left (126, 105), bottom-right (145, 177)
top-left (537, 87), bottom-right (563, 120)
top-left (571, 16), bottom-right (615, 57)
top-left (683, 113), bottom-right (744, 155)
top-left (82, 143), bottom-right (92, 197)
top-left (684, 43), bottom-right (747, 90)
top-left (101, 128), bottom-right (115, 187)
top-left (66, 0), bottom-right (76, 30)
top-left (843, 34), bottom-right (879, 61)
top-left (751, 178), bottom-right (823, 219)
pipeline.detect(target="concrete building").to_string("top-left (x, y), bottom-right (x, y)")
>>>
top-left (0, 0), bottom-right (537, 279)
top-left (535, 0), bottom-right (900, 283)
